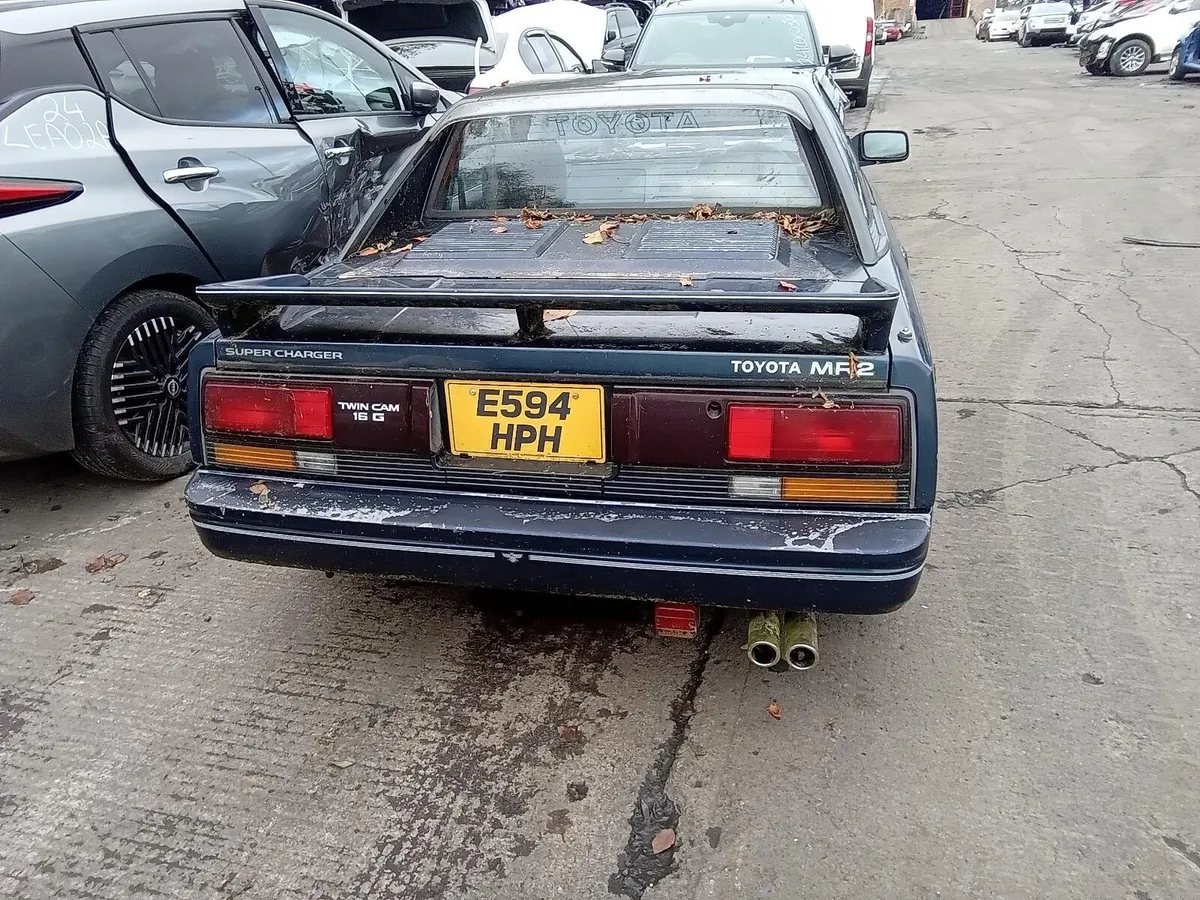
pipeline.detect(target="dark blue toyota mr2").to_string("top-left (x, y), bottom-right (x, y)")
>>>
top-left (185, 71), bottom-right (937, 669)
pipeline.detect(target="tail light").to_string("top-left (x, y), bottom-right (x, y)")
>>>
top-left (0, 178), bottom-right (83, 217)
top-left (203, 381), bottom-right (333, 439)
top-left (727, 405), bottom-right (902, 465)
top-left (866, 17), bottom-right (875, 56)
top-left (467, 87), bottom-right (483, 95)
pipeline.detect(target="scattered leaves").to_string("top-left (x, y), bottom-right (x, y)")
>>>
top-left (491, 225), bottom-right (508, 234)
top-left (543, 309), bottom-right (577, 322)
top-left (85, 554), bottom-right (127, 574)
top-left (357, 246), bottom-right (380, 256)
top-left (651, 828), bottom-right (677, 854)
top-left (10, 589), bottom-right (34, 606)
top-left (767, 700), bottom-right (782, 721)
top-left (331, 759), bottom-right (355, 769)
top-left (778, 280), bottom-right (798, 292)
top-left (491, 216), bottom-right (508, 223)
top-left (249, 482), bottom-right (270, 497)
top-left (521, 207), bottom-right (553, 230)
top-left (556, 724), bottom-right (584, 745)
top-left (547, 808), bottom-right (572, 837)
top-left (413, 235), bottom-right (429, 243)
top-left (813, 389), bottom-right (837, 409)
top-left (390, 242), bottom-right (415, 254)
top-left (679, 275), bottom-right (694, 287)
top-left (848, 351), bottom-right (860, 380)
top-left (583, 221), bottom-right (620, 245)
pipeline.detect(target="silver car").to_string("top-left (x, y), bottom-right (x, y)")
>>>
top-left (0, 0), bottom-right (448, 479)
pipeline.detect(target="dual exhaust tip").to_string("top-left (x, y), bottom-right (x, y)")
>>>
top-left (747, 611), bottom-right (818, 671)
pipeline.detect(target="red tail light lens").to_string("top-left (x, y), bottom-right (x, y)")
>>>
top-left (866, 17), bottom-right (875, 56)
top-left (0, 178), bottom-right (83, 217)
top-left (727, 405), bottom-right (902, 465)
top-left (203, 381), bottom-right (333, 439)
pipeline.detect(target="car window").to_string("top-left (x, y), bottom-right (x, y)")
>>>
top-left (631, 11), bottom-right (819, 68)
top-left (98, 20), bottom-right (274, 125)
top-left (260, 7), bottom-right (404, 116)
top-left (614, 7), bottom-right (641, 37)
top-left (547, 35), bottom-right (586, 73)
top-left (433, 106), bottom-right (823, 213)
top-left (0, 30), bottom-right (99, 102)
top-left (518, 35), bottom-right (544, 72)
top-left (606, 11), bottom-right (621, 40)
top-left (528, 34), bottom-right (563, 73)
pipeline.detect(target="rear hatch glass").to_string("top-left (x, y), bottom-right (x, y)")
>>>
top-left (345, 0), bottom-right (491, 44)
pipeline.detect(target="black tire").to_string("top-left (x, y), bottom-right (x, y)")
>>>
top-left (852, 89), bottom-right (869, 109)
top-left (71, 289), bottom-right (214, 482)
top-left (1168, 47), bottom-right (1185, 81)
top-left (1109, 37), bottom-right (1152, 76)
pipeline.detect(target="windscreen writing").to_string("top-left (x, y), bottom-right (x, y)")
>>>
top-left (434, 107), bottom-right (822, 213)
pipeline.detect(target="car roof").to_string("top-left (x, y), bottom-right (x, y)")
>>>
top-left (442, 68), bottom-right (821, 122)
top-left (0, 0), bottom-right (248, 34)
top-left (656, 0), bottom-right (807, 14)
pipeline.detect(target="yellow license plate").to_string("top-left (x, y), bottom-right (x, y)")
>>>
top-left (444, 381), bottom-right (606, 463)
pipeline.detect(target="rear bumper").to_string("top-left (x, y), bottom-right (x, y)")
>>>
top-left (187, 471), bottom-right (931, 614)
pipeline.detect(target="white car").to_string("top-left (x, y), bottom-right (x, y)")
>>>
top-left (1017, 0), bottom-right (1074, 45)
top-left (467, 0), bottom-right (602, 93)
top-left (1079, 0), bottom-right (1200, 75)
top-left (804, 0), bottom-right (877, 108)
top-left (987, 9), bottom-right (1022, 39)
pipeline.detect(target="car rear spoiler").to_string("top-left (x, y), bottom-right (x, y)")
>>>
top-left (198, 274), bottom-right (902, 352)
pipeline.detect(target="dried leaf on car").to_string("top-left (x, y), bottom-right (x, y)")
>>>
top-left (848, 351), bottom-right (860, 380)
top-left (356, 246), bottom-right (380, 257)
top-left (491, 226), bottom-right (508, 234)
top-left (543, 310), bottom-right (577, 322)
top-left (778, 280), bottom-right (798, 292)
top-left (679, 275), bottom-right (694, 287)
top-left (389, 242), bottom-right (415, 254)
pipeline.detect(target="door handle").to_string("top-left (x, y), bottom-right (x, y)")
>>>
top-left (324, 145), bottom-right (355, 163)
top-left (163, 165), bottom-right (220, 184)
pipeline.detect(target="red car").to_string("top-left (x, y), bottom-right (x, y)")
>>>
top-left (885, 22), bottom-right (903, 41)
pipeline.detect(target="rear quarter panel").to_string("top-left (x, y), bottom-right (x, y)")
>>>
top-left (1, 90), bottom-right (220, 317)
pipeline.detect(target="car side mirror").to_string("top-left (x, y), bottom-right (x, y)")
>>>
top-left (599, 47), bottom-right (626, 70)
top-left (854, 130), bottom-right (909, 166)
top-left (827, 44), bottom-right (857, 67)
top-left (1169, 0), bottom-right (1190, 12)
top-left (606, 29), bottom-right (619, 42)
top-left (411, 81), bottom-right (440, 116)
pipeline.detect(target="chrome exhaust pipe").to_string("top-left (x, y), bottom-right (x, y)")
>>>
top-left (747, 612), bottom-right (782, 668)
top-left (781, 613), bottom-right (818, 671)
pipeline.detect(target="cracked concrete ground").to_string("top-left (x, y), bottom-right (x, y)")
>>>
top-left (3, 30), bottom-right (1200, 900)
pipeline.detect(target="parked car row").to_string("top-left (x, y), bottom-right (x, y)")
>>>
top-left (976, 0), bottom-right (1200, 80)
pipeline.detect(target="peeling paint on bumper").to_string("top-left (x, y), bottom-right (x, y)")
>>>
top-left (186, 472), bottom-right (931, 614)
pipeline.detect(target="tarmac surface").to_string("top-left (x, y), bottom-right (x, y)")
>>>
top-left (3, 27), bottom-right (1200, 900)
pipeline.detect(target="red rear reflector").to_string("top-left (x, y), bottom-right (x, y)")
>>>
top-left (727, 405), bottom-right (902, 465)
top-left (204, 382), bottom-right (333, 439)
top-left (866, 17), bottom-right (875, 56)
top-left (0, 178), bottom-right (82, 216)
top-left (655, 603), bottom-right (698, 639)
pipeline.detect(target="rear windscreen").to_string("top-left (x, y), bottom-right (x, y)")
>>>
top-left (432, 107), bottom-right (823, 214)
top-left (348, 2), bottom-right (488, 43)
top-left (631, 11), bottom-right (819, 68)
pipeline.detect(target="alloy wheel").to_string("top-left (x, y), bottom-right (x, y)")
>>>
top-left (109, 314), bottom-right (205, 459)
top-left (1117, 44), bottom-right (1147, 73)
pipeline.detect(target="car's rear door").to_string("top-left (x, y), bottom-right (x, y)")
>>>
top-left (249, 3), bottom-right (427, 251)
top-left (78, 16), bottom-right (329, 281)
